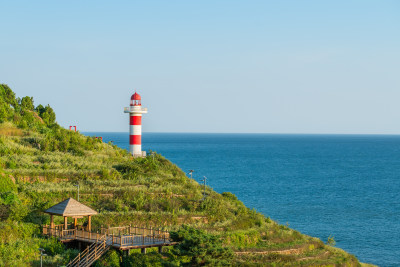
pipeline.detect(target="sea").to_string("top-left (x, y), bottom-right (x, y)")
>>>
top-left (85, 132), bottom-right (400, 267)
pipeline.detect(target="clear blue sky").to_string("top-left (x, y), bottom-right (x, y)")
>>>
top-left (1, 0), bottom-right (399, 133)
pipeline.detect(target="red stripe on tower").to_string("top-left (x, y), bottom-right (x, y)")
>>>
top-left (129, 135), bottom-right (141, 145)
top-left (132, 135), bottom-right (141, 145)
top-left (129, 135), bottom-right (134, 145)
top-left (130, 116), bottom-right (142, 125)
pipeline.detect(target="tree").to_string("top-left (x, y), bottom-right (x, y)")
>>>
top-left (170, 225), bottom-right (233, 266)
top-left (0, 101), bottom-right (11, 122)
top-left (0, 84), bottom-right (17, 121)
top-left (40, 105), bottom-right (56, 125)
top-left (35, 104), bottom-right (45, 116)
top-left (20, 96), bottom-right (34, 111)
top-left (0, 84), bottom-right (18, 108)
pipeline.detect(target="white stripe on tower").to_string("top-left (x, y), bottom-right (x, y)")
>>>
top-left (129, 125), bottom-right (142, 135)
top-left (129, 114), bottom-right (142, 156)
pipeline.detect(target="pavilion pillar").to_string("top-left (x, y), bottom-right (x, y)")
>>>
top-left (88, 215), bottom-right (92, 232)
top-left (74, 218), bottom-right (78, 228)
top-left (64, 216), bottom-right (68, 230)
top-left (50, 215), bottom-right (54, 229)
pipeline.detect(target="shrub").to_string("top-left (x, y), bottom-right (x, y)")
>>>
top-left (0, 221), bottom-right (39, 243)
top-left (327, 235), bottom-right (336, 246)
top-left (93, 250), bottom-right (120, 267)
top-left (170, 225), bottom-right (233, 266)
top-left (224, 230), bottom-right (260, 248)
top-left (0, 172), bottom-right (16, 193)
top-left (222, 192), bottom-right (238, 201)
top-left (123, 252), bottom-right (167, 267)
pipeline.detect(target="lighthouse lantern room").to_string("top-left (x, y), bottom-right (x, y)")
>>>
top-left (124, 92), bottom-right (148, 157)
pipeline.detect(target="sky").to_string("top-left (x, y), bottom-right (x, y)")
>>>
top-left (1, 0), bottom-right (399, 134)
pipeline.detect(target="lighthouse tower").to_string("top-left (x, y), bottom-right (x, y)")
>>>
top-left (124, 92), bottom-right (148, 157)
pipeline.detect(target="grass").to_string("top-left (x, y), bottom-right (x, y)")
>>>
top-left (0, 117), bottom-right (363, 266)
top-left (0, 122), bottom-right (23, 136)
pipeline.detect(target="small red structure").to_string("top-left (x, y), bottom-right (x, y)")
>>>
top-left (69, 126), bottom-right (77, 132)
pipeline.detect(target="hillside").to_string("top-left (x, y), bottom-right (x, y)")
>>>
top-left (0, 84), bottom-right (362, 266)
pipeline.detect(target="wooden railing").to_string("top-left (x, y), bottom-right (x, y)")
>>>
top-left (42, 224), bottom-right (172, 248)
top-left (109, 232), bottom-right (169, 247)
top-left (42, 226), bottom-right (75, 240)
top-left (97, 225), bottom-right (170, 238)
top-left (67, 234), bottom-right (110, 267)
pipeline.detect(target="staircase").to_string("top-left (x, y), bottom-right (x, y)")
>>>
top-left (67, 235), bottom-right (111, 267)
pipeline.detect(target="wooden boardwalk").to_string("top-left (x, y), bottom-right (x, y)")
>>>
top-left (41, 199), bottom-right (177, 266)
top-left (42, 225), bottom-right (177, 250)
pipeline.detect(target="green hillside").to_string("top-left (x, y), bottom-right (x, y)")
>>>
top-left (0, 84), bottom-right (362, 266)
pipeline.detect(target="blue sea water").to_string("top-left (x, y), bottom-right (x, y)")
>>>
top-left (85, 132), bottom-right (400, 266)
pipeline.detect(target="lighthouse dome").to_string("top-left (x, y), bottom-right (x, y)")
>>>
top-left (131, 92), bottom-right (141, 101)
top-left (130, 92), bottom-right (142, 106)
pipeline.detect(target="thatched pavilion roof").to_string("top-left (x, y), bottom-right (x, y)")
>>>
top-left (44, 198), bottom-right (97, 216)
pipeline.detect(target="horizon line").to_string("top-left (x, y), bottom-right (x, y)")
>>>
top-left (80, 131), bottom-right (400, 136)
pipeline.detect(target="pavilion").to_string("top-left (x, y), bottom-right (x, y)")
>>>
top-left (44, 197), bottom-right (97, 231)
top-left (42, 198), bottom-right (175, 265)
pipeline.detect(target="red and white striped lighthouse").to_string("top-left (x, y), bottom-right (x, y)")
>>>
top-left (124, 92), bottom-right (148, 157)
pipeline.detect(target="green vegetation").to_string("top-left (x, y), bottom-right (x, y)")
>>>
top-left (170, 225), bottom-right (234, 266)
top-left (0, 84), bottom-right (361, 266)
top-left (327, 235), bottom-right (336, 246)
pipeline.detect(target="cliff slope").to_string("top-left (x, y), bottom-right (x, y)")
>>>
top-left (0, 84), bottom-right (361, 266)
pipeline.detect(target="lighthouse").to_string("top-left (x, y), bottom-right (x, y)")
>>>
top-left (124, 92), bottom-right (148, 157)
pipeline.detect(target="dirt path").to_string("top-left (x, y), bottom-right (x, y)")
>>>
top-left (235, 247), bottom-right (304, 255)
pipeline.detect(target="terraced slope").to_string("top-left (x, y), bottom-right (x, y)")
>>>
top-left (0, 84), bottom-right (362, 266)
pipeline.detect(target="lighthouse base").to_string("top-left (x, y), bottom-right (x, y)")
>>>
top-left (131, 151), bottom-right (147, 158)
top-left (136, 151), bottom-right (147, 158)
top-left (130, 145), bottom-right (146, 158)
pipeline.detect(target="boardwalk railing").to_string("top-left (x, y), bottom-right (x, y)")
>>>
top-left (98, 225), bottom-right (170, 238)
top-left (42, 225), bottom-right (172, 249)
top-left (67, 234), bottom-right (111, 267)
top-left (42, 226), bottom-right (75, 241)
